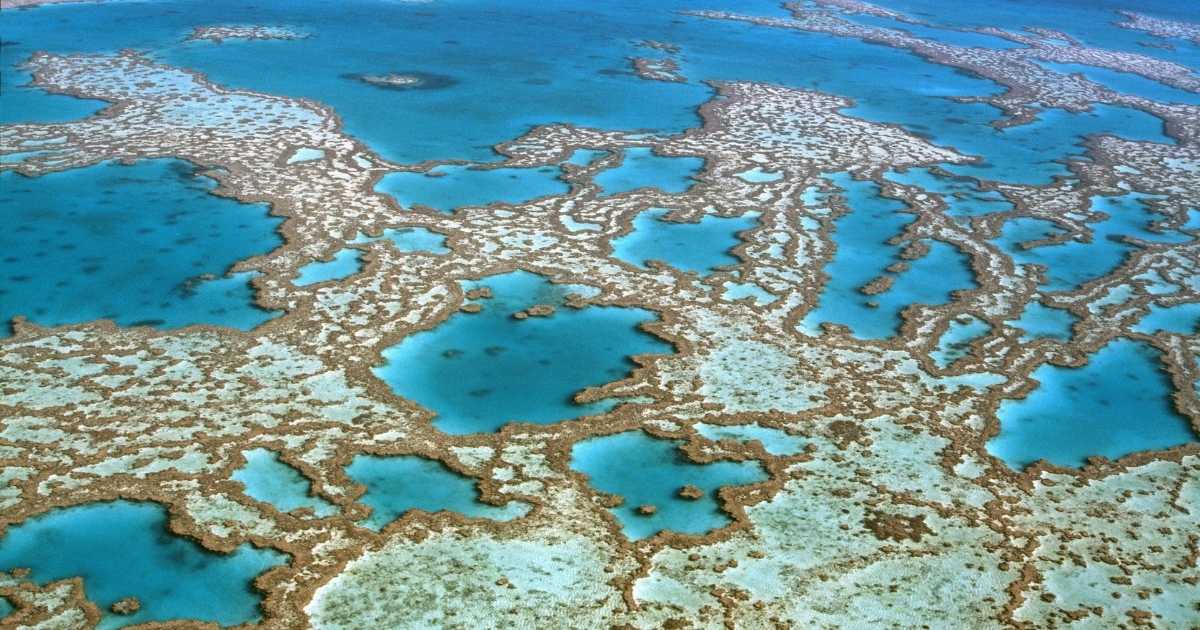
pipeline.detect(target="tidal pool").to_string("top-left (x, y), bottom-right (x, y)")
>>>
top-left (345, 454), bottom-right (527, 530)
top-left (694, 423), bottom-right (806, 456)
top-left (0, 501), bottom-right (287, 630)
top-left (374, 163), bottom-right (569, 213)
top-left (0, 159), bottom-right (281, 335)
top-left (293, 249), bottom-right (362, 286)
top-left (988, 338), bottom-right (1198, 469)
top-left (373, 271), bottom-right (673, 434)
top-left (571, 431), bottom-right (767, 540)
top-left (349, 227), bottom-right (449, 254)
top-left (611, 207), bottom-right (758, 275)
top-left (1006, 301), bottom-right (1077, 341)
top-left (594, 148), bottom-right (704, 197)
top-left (232, 448), bottom-right (337, 517)
top-left (931, 316), bottom-right (991, 368)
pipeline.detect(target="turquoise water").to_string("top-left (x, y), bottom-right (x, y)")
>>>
top-left (571, 431), bottom-right (767, 540)
top-left (694, 423), bottom-right (806, 455)
top-left (932, 317), bottom-right (991, 368)
top-left (844, 13), bottom-right (1025, 49)
top-left (232, 449), bottom-right (337, 517)
top-left (594, 148), bottom-right (704, 197)
top-left (994, 192), bottom-right (1192, 292)
top-left (373, 271), bottom-right (673, 434)
top-left (988, 338), bottom-right (1198, 469)
top-left (802, 174), bottom-right (976, 339)
top-left (345, 455), bottom-right (527, 530)
top-left (293, 249), bottom-right (361, 286)
top-left (885, 168), bottom-right (1014, 218)
top-left (566, 149), bottom-right (609, 166)
top-left (374, 164), bottom-right (569, 213)
top-left (1036, 61), bottom-right (1200, 106)
top-left (0, 501), bottom-right (286, 629)
top-left (611, 208), bottom-right (757, 275)
top-left (735, 167), bottom-right (782, 183)
top-left (1007, 301), bottom-right (1077, 341)
top-left (872, 0), bottom-right (1200, 68)
top-left (349, 227), bottom-right (449, 254)
top-left (0, 596), bottom-right (11, 620)
top-left (1133, 303), bottom-right (1200, 335)
top-left (0, 159), bottom-right (281, 336)
top-left (937, 105), bottom-right (1172, 184)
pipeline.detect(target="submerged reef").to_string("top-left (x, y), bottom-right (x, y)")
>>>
top-left (1, 0), bottom-right (1199, 627)
top-left (344, 71), bottom-right (457, 91)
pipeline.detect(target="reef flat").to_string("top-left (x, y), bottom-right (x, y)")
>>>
top-left (1, 0), bottom-right (1198, 628)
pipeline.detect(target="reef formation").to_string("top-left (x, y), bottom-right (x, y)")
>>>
top-left (0, 0), bottom-right (1198, 628)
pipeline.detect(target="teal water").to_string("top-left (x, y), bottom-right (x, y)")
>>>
top-left (988, 338), bottom-right (1198, 469)
top-left (694, 423), bottom-right (806, 455)
top-left (1036, 61), bottom-right (1200, 106)
top-left (735, 167), bottom-right (782, 183)
top-left (0, 501), bottom-right (286, 629)
top-left (571, 431), bottom-right (767, 540)
top-left (1007, 301), bottom-right (1077, 341)
top-left (722, 280), bottom-right (777, 305)
top-left (994, 192), bottom-right (1192, 292)
top-left (374, 164), bottom-right (569, 213)
top-left (937, 105), bottom-right (1172, 185)
top-left (843, 12), bottom-right (1025, 49)
top-left (566, 149), bottom-right (609, 166)
top-left (0, 596), bottom-right (11, 620)
top-left (611, 208), bottom-right (757, 275)
top-left (232, 449), bottom-right (337, 517)
top-left (349, 227), bottom-right (449, 254)
top-left (932, 316), bottom-right (991, 368)
top-left (885, 167), bottom-right (1014, 218)
top-left (0, 159), bottom-right (281, 336)
top-left (801, 174), bottom-right (977, 339)
top-left (345, 455), bottom-right (527, 530)
top-left (1133, 303), bottom-right (1200, 335)
top-left (594, 148), bottom-right (704, 197)
top-left (293, 249), bottom-right (361, 286)
top-left (373, 271), bottom-right (673, 434)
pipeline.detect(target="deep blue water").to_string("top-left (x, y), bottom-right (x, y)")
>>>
top-left (988, 338), bottom-right (1198, 469)
top-left (345, 455), bottom-right (527, 530)
top-left (571, 431), bottom-right (767, 540)
top-left (373, 271), bottom-right (673, 434)
top-left (0, 501), bottom-right (286, 629)
top-left (0, 159), bottom-right (281, 335)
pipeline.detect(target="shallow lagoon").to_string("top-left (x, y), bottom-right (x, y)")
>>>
top-left (373, 271), bottom-right (673, 434)
top-left (0, 501), bottom-right (286, 629)
top-left (346, 455), bottom-right (528, 530)
top-left (801, 174), bottom-right (976, 339)
top-left (571, 431), bottom-right (767, 540)
top-left (611, 207), bottom-right (757, 275)
top-left (0, 159), bottom-right (281, 335)
top-left (594, 148), bottom-right (704, 197)
top-left (374, 164), bottom-right (570, 213)
top-left (233, 448), bottom-right (337, 517)
top-left (988, 338), bottom-right (1198, 469)
top-left (994, 192), bottom-right (1192, 292)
